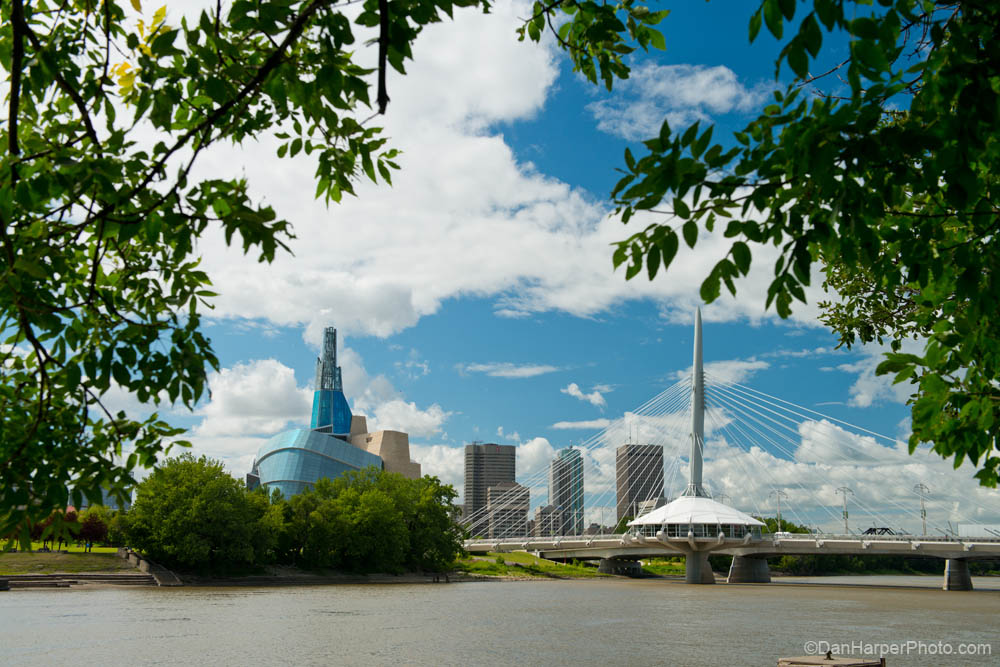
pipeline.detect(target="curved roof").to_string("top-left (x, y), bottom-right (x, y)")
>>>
top-left (628, 495), bottom-right (765, 527)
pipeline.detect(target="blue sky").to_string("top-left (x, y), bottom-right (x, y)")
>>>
top-left (126, 1), bottom-right (999, 530)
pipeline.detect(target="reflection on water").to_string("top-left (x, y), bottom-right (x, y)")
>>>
top-left (1, 577), bottom-right (998, 666)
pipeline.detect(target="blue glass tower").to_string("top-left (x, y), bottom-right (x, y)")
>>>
top-left (550, 447), bottom-right (584, 535)
top-left (310, 327), bottom-right (353, 435)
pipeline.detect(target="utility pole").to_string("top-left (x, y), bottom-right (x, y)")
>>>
top-left (770, 489), bottom-right (788, 532)
top-left (836, 487), bottom-right (853, 534)
top-left (914, 483), bottom-right (930, 536)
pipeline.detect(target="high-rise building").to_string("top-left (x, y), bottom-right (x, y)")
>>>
top-left (487, 481), bottom-right (529, 539)
top-left (533, 504), bottom-right (564, 537)
top-left (549, 447), bottom-right (584, 535)
top-left (616, 443), bottom-right (664, 522)
top-left (248, 326), bottom-right (421, 498)
top-left (464, 442), bottom-right (516, 531)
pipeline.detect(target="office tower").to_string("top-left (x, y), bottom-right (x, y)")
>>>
top-left (487, 482), bottom-right (529, 539)
top-left (549, 447), bottom-right (584, 535)
top-left (616, 443), bottom-right (664, 522)
top-left (464, 442), bottom-right (516, 527)
top-left (533, 504), bottom-right (565, 537)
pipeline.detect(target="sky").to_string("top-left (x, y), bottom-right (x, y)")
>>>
top-left (111, 1), bottom-right (1000, 532)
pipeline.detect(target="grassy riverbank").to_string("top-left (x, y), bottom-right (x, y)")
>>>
top-left (640, 557), bottom-right (686, 576)
top-left (454, 552), bottom-right (611, 578)
top-left (0, 551), bottom-right (134, 575)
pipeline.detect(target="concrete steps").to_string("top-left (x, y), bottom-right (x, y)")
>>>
top-left (2, 573), bottom-right (157, 589)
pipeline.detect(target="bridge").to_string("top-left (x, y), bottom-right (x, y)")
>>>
top-left (462, 309), bottom-right (1000, 590)
top-left (464, 533), bottom-right (1000, 590)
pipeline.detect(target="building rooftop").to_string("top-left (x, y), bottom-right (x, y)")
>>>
top-left (627, 495), bottom-right (765, 527)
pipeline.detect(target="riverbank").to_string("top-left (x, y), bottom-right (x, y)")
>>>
top-left (0, 551), bottom-right (136, 576)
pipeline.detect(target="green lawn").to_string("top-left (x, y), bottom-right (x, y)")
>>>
top-left (641, 557), bottom-right (686, 576)
top-left (0, 551), bottom-right (135, 575)
top-left (455, 552), bottom-right (610, 578)
top-left (16, 541), bottom-right (119, 555)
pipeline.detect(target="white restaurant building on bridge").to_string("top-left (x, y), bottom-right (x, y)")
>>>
top-left (629, 496), bottom-right (764, 539)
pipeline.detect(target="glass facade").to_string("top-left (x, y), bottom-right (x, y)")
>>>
top-left (310, 389), bottom-right (353, 434)
top-left (550, 447), bottom-right (584, 535)
top-left (254, 428), bottom-right (382, 499)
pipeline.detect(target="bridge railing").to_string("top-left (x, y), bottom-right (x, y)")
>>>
top-left (766, 534), bottom-right (1000, 543)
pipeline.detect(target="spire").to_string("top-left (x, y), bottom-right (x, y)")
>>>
top-left (685, 307), bottom-right (707, 497)
top-left (315, 327), bottom-right (343, 391)
top-left (311, 326), bottom-right (352, 432)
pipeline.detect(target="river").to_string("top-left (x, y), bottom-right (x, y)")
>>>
top-left (2, 576), bottom-right (998, 666)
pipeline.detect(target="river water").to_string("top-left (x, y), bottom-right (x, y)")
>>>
top-left (2, 577), bottom-right (998, 666)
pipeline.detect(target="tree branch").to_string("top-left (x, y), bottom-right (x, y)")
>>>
top-left (377, 0), bottom-right (390, 114)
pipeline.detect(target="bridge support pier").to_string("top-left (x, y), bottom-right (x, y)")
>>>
top-left (684, 551), bottom-right (715, 584)
top-left (597, 558), bottom-right (642, 576)
top-left (943, 559), bottom-right (973, 591)
top-left (727, 555), bottom-right (771, 583)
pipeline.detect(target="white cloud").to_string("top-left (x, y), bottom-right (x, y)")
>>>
top-left (172, 2), bottom-right (823, 344)
top-left (516, 437), bottom-right (556, 479)
top-left (457, 362), bottom-right (561, 378)
top-left (587, 63), bottom-right (770, 140)
top-left (367, 400), bottom-right (451, 438)
top-left (408, 444), bottom-right (465, 497)
top-left (193, 359), bottom-right (312, 438)
top-left (560, 382), bottom-right (607, 408)
top-left (675, 357), bottom-right (770, 384)
top-left (836, 340), bottom-right (921, 408)
top-left (551, 418), bottom-right (612, 430)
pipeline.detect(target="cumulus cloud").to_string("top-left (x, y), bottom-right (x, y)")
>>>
top-left (193, 359), bottom-right (312, 438)
top-left (551, 418), bottom-right (613, 430)
top-left (162, 2), bottom-right (825, 344)
top-left (675, 357), bottom-right (770, 384)
top-left (587, 63), bottom-right (770, 140)
top-left (560, 382), bottom-right (607, 408)
top-left (516, 436), bottom-right (557, 480)
top-left (836, 341), bottom-right (920, 408)
top-left (457, 362), bottom-right (561, 378)
top-left (367, 400), bottom-right (451, 438)
top-left (409, 443), bottom-right (465, 496)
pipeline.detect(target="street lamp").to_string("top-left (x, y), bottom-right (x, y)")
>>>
top-left (914, 483), bottom-right (930, 536)
top-left (836, 487), bottom-right (853, 534)
top-left (769, 489), bottom-right (788, 533)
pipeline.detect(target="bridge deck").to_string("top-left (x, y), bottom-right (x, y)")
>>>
top-left (465, 535), bottom-right (1000, 561)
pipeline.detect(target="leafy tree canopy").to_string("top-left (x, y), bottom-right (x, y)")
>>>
top-left (124, 459), bottom-right (464, 574)
top-left (0, 0), bottom-right (489, 540)
top-left (525, 0), bottom-right (1000, 486)
top-left (125, 453), bottom-right (265, 569)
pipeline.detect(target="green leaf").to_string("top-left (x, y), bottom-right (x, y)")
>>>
top-left (647, 244), bottom-right (661, 280)
top-left (657, 230), bottom-right (679, 268)
top-left (749, 10), bottom-right (763, 42)
top-left (64, 364), bottom-right (82, 391)
top-left (674, 198), bottom-right (691, 219)
top-left (731, 241), bottom-right (751, 275)
top-left (764, 0), bottom-right (784, 40)
top-left (682, 220), bottom-right (698, 248)
top-left (700, 270), bottom-right (721, 303)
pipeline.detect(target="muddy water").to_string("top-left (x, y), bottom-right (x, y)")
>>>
top-left (2, 577), bottom-right (998, 666)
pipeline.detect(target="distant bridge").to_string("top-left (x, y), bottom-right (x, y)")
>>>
top-left (464, 533), bottom-right (1000, 590)
top-left (461, 308), bottom-right (1000, 590)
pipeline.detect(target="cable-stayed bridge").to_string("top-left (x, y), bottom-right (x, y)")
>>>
top-left (462, 310), bottom-right (1000, 590)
